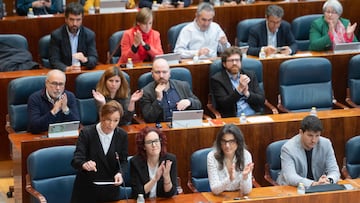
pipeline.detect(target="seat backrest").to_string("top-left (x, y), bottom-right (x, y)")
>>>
top-left (348, 54), bottom-right (360, 105)
top-left (279, 57), bottom-right (333, 112)
top-left (0, 34), bottom-right (28, 50)
top-left (266, 139), bottom-right (288, 183)
top-left (236, 18), bottom-right (265, 47)
top-left (190, 147), bottom-right (212, 192)
top-left (27, 145), bottom-right (77, 203)
top-left (75, 70), bottom-right (130, 125)
top-left (119, 156), bottom-right (132, 200)
top-left (167, 22), bottom-right (190, 52)
top-left (38, 34), bottom-right (51, 68)
top-left (138, 67), bottom-right (192, 90)
top-left (291, 14), bottom-right (322, 51)
top-left (7, 76), bottom-right (46, 132)
top-left (345, 135), bottom-right (360, 178)
top-left (108, 30), bottom-right (125, 64)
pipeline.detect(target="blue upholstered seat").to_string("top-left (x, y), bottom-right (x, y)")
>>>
top-left (187, 147), bottom-right (212, 192)
top-left (26, 145), bottom-right (77, 203)
top-left (346, 54), bottom-right (360, 107)
top-left (7, 76), bottom-right (46, 133)
top-left (264, 139), bottom-right (288, 186)
top-left (291, 14), bottom-right (322, 51)
top-left (236, 18), bottom-right (265, 47)
top-left (0, 34), bottom-right (28, 50)
top-left (108, 30), bottom-right (124, 64)
top-left (118, 156), bottom-right (132, 200)
top-left (167, 22), bottom-right (190, 52)
top-left (342, 136), bottom-right (360, 179)
top-left (278, 57), bottom-right (342, 112)
top-left (38, 34), bottom-right (51, 68)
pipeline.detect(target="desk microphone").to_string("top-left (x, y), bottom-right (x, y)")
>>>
top-left (115, 152), bottom-right (128, 202)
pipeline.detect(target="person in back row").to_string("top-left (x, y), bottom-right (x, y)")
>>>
top-left (247, 4), bottom-right (297, 57)
top-left (174, 2), bottom-right (230, 59)
top-left (119, 7), bottom-right (163, 64)
top-left (139, 58), bottom-right (202, 123)
top-left (309, 0), bottom-right (358, 51)
top-left (27, 69), bottom-right (79, 133)
top-left (17, 0), bottom-right (63, 16)
top-left (49, 2), bottom-right (98, 71)
top-left (211, 47), bottom-right (265, 117)
top-left (277, 115), bottom-right (340, 187)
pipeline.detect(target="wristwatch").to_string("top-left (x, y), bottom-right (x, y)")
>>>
top-left (328, 177), bottom-right (334, 184)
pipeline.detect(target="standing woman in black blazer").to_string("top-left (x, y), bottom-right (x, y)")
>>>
top-left (130, 127), bottom-right (177, 199)
top-left (71, 100), bottom-right (128, 203)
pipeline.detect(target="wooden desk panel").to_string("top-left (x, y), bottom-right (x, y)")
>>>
top-left (0, 1), bottom-right (325, 64)
top-left (9, 108), bottom-right (360, 203)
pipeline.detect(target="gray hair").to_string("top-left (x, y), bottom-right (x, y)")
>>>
top-left (266, 5), bottom-right (284, 18)
top-left (322, 0), bottom-right (343, 15)
top-left (196, 2), bottom-right (215, 16)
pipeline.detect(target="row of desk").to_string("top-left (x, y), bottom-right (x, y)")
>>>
top-left (1, 50), bottom-right (358, 160)
top-left (9, 108), bottom-right (360, 202)
top-left (112, 179), bottom-right (360, 203)
top-left (0, 1), bottom-right (329, 63)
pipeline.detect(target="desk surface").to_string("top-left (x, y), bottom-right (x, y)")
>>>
top-left (9, 108), bottom-right (360, 203)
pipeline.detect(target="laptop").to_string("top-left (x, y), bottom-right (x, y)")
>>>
top-left (333, 42), bottom-right (360, 54)
top-left (154, 53), bottom-right (181, 65)
top-left (171, 110), bottom-right (203, 128)
top-left (48, 121), bottom-right (80, 138)
top-left (99, 0), bottom-right (127, 13)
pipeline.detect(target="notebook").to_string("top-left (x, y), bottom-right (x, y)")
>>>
top-left (333, 42), bottom-right (360, 54)
top-left (99, 0), bottom-right (127, 13)
top-left (154, 53), bottom-right (181, 65)
top-left (171, 110), bottom-right (203, 128)
top-left (48, 121), bottom-right (80, 138)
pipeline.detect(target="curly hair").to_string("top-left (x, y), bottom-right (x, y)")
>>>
top-left (135, 127), bottom-right (168, 160)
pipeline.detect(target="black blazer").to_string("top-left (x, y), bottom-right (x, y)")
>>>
top-left (210, 68), bottom-right (265, 118)
top-left (130, 153), bottom-right (177, 199)
top-left (71, 125), bottom-right (128, 203)
top-left (49, 25), bottom-right (98, 71)
top-left (247, 20), bottom-right (297, 56)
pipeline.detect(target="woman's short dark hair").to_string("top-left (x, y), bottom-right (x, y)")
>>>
top-left (135, 127), bottom-right (168, 160)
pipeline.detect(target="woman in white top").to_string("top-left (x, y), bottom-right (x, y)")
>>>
top-left (207, 124), bottom-right (254, 195)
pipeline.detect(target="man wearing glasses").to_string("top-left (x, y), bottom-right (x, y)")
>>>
top-left (139, 58), bottom-right (202, 123)
top-left (210, 47), bottom-right (265, 118)
top-left (27, 69), bottom-right (79, 133)
top-left (247, 4), bottom-right (297, 57)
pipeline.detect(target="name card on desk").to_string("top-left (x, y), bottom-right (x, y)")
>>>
top-left (246, 116), bottom-right (274, 123)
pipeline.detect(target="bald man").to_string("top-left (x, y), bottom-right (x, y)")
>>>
top-left (139, 58), bottom-right (202, 123)
top-left (27, 69), bottom-right (80, 133)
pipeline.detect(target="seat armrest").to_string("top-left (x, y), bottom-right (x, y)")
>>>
top-left (332, 98), bottom-right (349, 109)
top-left (345, 88), bottom-right (360, 108)
top-left (132, 114), bottom-right (146, 124)
top-left (25, 174), bottom-right (47, 203)
top-left (187, 171), bottom-right (199, 193)
top-left (5, 114), bottom-right (15, 134)
top-left (277, 95), bottom-right (290, 113)
top-left (264, 99), bottom-right (279, 114)
top-left (341, 157), bottom-right (352, 179)
top-left (264, 163), bottom-right (279, 186)
top-left (252, 176), bottom-right (261, 188)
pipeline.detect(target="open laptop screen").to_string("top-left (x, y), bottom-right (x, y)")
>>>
top-left (48, 121), bottom-right (80, 138)
top-left (154, 53), bottom-right (181, 65)
top-left (171, 110), bottom-right (203, 128)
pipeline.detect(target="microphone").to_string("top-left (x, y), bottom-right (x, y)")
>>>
top-left (115, 152), bottom-right (128, 202)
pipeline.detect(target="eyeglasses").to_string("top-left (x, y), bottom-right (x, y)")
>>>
top-left (144, 138), bottom-right (161, 145)
top-left (48, 81), bottom-right (65, 87)
top-left (226, 58), bottom-right (241, 63)
top-left (325, 10), bottom-right (337, 15)
top-left (220, 139), bottom-right (237, 146)
top-left (153, 70), bottom-right (169, 75)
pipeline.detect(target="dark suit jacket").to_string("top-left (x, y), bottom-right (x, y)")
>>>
top-left (247, 20), bottom-right (297, 56)
top-left (210, 69), bottom-right (265, 118)
top-left (139, 79), bottom-right (202, 123)
top-left (71, 125), bottom-right (128, 203)
top-left (49, 25), bottom-right (98, 71)
top-left (130, 153), bottom-right (177, 199)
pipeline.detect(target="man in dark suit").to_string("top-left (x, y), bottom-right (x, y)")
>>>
top-left (210, 47), bottom-right (265, 118)
top-left (49, 2), bottom-right (98, 71)
top-left (247, 4), bottom-right (297, 57)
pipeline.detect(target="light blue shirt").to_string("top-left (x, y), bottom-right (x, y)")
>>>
top-left (66, 26), bottom-right (80, 65)
top-left (266, 22), bottom-right (278, 47)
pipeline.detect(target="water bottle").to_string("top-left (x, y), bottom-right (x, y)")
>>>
top-left (239, 113), bottom-right (246, 124)
top-left (192, 54), bottom-right (199, 64)
top-left (297, 182), bottom-right (305, 194)
top-left (126, 58), bottom-right (133, 69)
top-left (259, 47), bottom-right (266, 59)
top-left (152, 1), bottom-right (159, 10)
top-left (88, 6), bottom-right (95, 14)
top-left (137, 194), bottom-right (145, 203)
top-left (27, 8), bottom-right (35, 18)
top-left (213, 0), bottom-right (221, 6)
top-left (310, 107), bottom-right (317, 117)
